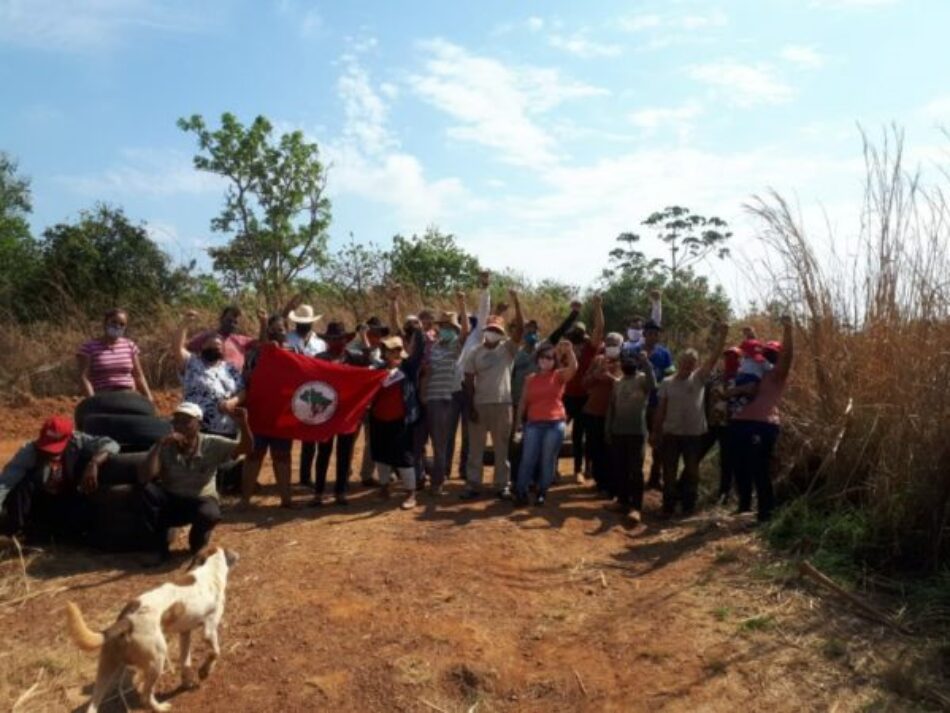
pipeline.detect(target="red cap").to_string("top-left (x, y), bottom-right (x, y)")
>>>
top-left (723, 346), bottom-right (741, 357)
top-left (764, 340), bottom-right (782, 354)
top-left (36, 415), bottom-right (74, 455)
top-left (485, 315), bottom-right (507, 334)
top-left (740, 339), bottom-right (766, 363)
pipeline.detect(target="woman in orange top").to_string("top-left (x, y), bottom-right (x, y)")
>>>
top-left (513, 340), bottom-right (577, 505)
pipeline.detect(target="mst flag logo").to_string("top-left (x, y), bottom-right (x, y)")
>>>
top-left (292, 381), bottom-right (338, 425)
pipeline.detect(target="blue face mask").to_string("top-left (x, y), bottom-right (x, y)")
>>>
top-left (525, 332), bottom-right (539, 346)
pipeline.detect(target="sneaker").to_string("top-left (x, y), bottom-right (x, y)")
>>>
top-left (497, 485), bottom-right (512, 500)
top-left (535, 493), bottom-right (546, 506)
top-left (429, 485), bottom-right (446, 497)
top-left (400, 495), bottom-right (417, 510)
top-left (459, 488), bottom-right (481, 501)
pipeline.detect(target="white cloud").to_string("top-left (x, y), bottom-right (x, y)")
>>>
top-left (548, 31), bottom-right (622, 59)
top-left (619, 9), bottom-right (727, 32)
top-left (780, 44), bottom-right (826, 69)
top-left (629, 102), bottom-right (703, 141)
top-left (688, 60), bottom-right (795, 106)
top-left (408, 39), bottom-right (607, 167)
top-left (56, 149), bottom-right (223, 198)
top-left (618, 13), bottom-right (663, 31)
top-left (526, 16), bottom-right (544, 32)
top-left (337, 56), bottom-right (396, 156)
top-left (919, 96), bottom-right (950, 124)
top-left (0, 0), bottom-right (207, 51)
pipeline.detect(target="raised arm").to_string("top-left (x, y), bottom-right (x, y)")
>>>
top-left (475, 271), bottom-right (491, 333)
top-left (649, 288), bottom-right (663, 327)
top-left (548, 300), bottom-right (581, 344)
top-left (457, 291), bottom-right (470, 344)
top-left (256, 308), bottom-right (268, 343)
top-left (556, 339), bottom-right (578, 383)
top-left (774, 315), bottom-right (794, 379)
top-left (591, 294), bottom-right (605, 350)
top-left (280, 292), bottom-right (304, 319)
top-left (697, 323), bottom-right (729, 381)
top-left (509, 289), bottom-right (524, 345)
top-left (175, 311), bottom-right (198, 369)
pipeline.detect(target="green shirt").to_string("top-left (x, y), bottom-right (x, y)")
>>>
top-left (157, 434), bottom-right (237, 500)
top-left (606, 374), bottom-right (654, 436)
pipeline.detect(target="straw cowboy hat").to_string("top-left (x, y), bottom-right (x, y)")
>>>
top-left (289, 304), bottom-right (322, 324)
top-left (380, 335), bottom-right (408, 358)
top-left (437, 311), bottom-right (462, 331)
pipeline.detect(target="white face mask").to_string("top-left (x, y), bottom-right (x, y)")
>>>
top-left (626, 328), bottom-right (641, 342)
top-left (484, 331), bottom-right (502, 345)
top-left (605, 346), bottom-right (621, 359)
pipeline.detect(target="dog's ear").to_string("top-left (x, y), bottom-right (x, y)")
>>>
top-left (188, 545), bottom-right (218, 570)
top-left (224, 549), bottom-right (239, 568)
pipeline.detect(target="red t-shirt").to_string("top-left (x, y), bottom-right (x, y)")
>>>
top-left (564, 342), bottom-right (596, 398)
top-left (525, 370), bottom-right (567, 422)
top-left (187, 330), bottom-right (253, 371)
top-left (372, 382), bottom-right (406, 422)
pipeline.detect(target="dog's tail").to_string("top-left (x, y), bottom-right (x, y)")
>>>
top-left (65, 601), bottom-right (104, 652)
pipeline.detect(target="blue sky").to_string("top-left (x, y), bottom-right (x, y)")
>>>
top-left (2, 0), bottom-right (949, 303)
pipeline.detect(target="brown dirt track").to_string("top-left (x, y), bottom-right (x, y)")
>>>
top-left (0, 397), bottom-right (919, 712)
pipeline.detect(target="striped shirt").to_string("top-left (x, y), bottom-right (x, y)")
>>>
top-left (425, 342), bottom-right (462, 402)
top-left (78, 338), bottom-right (139, 392)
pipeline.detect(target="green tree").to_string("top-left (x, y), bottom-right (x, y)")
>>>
top-left (37, 205), bottom-right (191, 318)
top-left (318, 233), bottom-right (390, 322)
top-left (607, 206), bottom-right (732, 285)
top-left (0, 153), bottom-right (41, 320)
top-left (178, 113), bottom-right (332, 306)
top-left (388, 226), bottom-right (480, 295)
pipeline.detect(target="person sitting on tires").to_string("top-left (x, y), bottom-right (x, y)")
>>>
top-left (140, 402), bottom-right (252, 564)
top-left (0, 416), bottom-right (119, 539)
top-left (77, 308), bottom-right (153, 404)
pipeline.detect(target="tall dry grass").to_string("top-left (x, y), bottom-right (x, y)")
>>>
top-left (747, 127), bottom-right (950, 572)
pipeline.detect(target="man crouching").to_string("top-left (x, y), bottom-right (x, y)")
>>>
top-left (141, 402), bottom-right (251, 565)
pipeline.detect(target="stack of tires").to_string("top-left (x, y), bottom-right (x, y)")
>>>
top-left (75, 393), bottom-right (169, 551)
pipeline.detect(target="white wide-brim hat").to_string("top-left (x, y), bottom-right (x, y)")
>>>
top-left (289, 304), bottom-right (322, 324)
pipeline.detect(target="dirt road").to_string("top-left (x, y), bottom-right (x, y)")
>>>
top-left (0, 410), bottom-right (909, 712)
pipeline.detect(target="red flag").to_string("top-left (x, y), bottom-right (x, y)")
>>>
top-left (246, 344), bottom-right (387, 441)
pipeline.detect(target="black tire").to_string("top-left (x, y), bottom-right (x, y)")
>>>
top-left (82, 414), bottom-right (171, 453)
top-left (86, 484), bottom-right (149, 551)
top-left (75, 391), bottom-right (155, 429)
top-left (99, 453), bottom-right (148, 486)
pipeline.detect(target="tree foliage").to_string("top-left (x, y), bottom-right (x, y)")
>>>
top-left (606, 206), bottom-right (732, 285)
top-left (0, 153), bottom-right (40, 320)
top-left (178, 113), bottom-right (332, 307)
top-left (388, 226), bottom-right (480, 295)
top-left (318, 233), bottom-right (390, 322)
top-left (36, 205), bottom-right (193, 318)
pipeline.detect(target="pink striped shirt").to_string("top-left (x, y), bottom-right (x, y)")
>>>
top-left (78, 338), bottom-right (140, 391)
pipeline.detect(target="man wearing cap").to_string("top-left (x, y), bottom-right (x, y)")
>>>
top-left (420, 308), bottom-right (469, 495)
top-left (141, 402), bottom-right (252, 562)
top-left (305, 321), bottom-right (370, 506)
top-left (0, 416), bottom-right (119, 538)
top-left (460, 289), bottom-right (525, 500)
top-left (634, 318), bottom-right (675, 490)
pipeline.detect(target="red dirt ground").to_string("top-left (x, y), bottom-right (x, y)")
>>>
top-left (0, 396), bottom-right (919, 712)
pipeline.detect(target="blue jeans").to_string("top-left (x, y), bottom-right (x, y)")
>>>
top-left (516, 421), bottom-right (565, 498)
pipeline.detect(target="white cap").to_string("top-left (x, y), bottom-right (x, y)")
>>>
top-left (173, 402), bottom-right (203, 420)
top-left (289, 304), bottom-right (322, 324)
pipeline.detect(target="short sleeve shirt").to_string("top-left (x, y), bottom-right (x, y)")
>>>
top-left (157, 434), bottom-right (237, 500)
top-left (658, 372), bottom-right (708, 436)
top-left (466, 341), bottom-right (517, 405)
top-left (181, 355), bottom-right (245, 436)
top-left (78, 338), bottom-right (139, 391)
top-left (524, 370), bottom-right (567, 422)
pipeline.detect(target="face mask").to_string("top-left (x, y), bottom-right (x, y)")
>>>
top-left (626, 328), bottom-right (641, 342)
top-left (105, 325), bottom-right (125, 339)
top-left (621, 365), bottom-right (637, 376)
top-left (484, 331), bottom-right (502, 345)
top-left (538, 356), bottom-right (555, 371)
top-left (202, 348), bottom-right (223, 362)
top-left (525, 332), bottom-right (539, 346)
top-left (439, 328), bottom-right (457, 343)
top-left (220, 318), bottom-right (237, 336)
top-left (605, 346), bottom-right (621, 359)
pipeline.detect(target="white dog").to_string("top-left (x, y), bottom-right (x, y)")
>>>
top-left (65, 546), bottom-right (238, 713)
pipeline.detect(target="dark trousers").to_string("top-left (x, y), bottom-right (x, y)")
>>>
top-left (1, 473), bottom-right (91, 540)
top-left (584, 415), bottom-right (610, 492)
top-left (142, 482), bottom-right (221, 555)
top-left (645, 403), bottom-right (663, 487)
top-left (413, 405), bottom-right (429, 483)
top-left (563, 394), bottom-right (588, 474)
top-left (696, 425), bottom-right (735, 497)
top-left (660, 434), bottom-right (704, 514)
top-left (610, 434), bottom-right (645, 511)
top-left (315, 432), bottom-right (356, 496)
top-left (300, 441), bottom-right (317, 484)
top-left (730, 420), bottom-right (780, 521)
top-left (448, 390), bottom-right (469, 478)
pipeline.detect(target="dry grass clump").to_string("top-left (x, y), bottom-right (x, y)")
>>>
top-left (747, 127), bottom-right (950, 572)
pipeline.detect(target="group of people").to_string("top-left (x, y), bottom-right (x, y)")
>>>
top-left (0, 271), bottom-right (793, 563)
